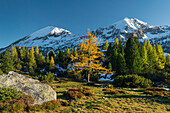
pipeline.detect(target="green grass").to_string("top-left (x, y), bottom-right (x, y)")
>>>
top-left (1, 79), bottom-right (169, 112)
top-left (50, 80), bottom-right (170, 113)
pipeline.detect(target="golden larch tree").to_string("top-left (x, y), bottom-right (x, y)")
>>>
top-left (69, 30), bottom-right (112, 82)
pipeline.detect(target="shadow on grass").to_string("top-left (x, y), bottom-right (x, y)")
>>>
top-left (105, 94), bottom-right (170, 105)
top-left (57, 95), bottom-right (67, 100)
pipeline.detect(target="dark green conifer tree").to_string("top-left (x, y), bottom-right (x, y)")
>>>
top-left (48, 50), bottom-right (56, 60)
top-left (102, 40), bottom-right (109, 50)
top-left (1, 50), bottom-right (15, 73)
top-left (116, 53), bottom-right (126, 75)
top-left (125, 37), bottom-right (143, 74)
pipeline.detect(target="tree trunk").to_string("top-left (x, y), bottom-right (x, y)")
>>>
top-left (87, 71), bottom-right (90, 83)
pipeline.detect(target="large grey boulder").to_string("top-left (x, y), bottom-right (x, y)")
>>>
top-left (0, 71), bottom-right (56, 105)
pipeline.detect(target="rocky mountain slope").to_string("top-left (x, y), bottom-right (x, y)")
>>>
top-left (0, 17), bottom-right (170, 54)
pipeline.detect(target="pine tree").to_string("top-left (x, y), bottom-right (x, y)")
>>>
top-left (38, 52), bottom-right (45, 68)
top-left (116, 53), bottom-right (126, 75)
top-left (155, 43), bottom-right (165, 69)
top-left (11, 45), bottom-right (18, 63)
top-left (1, 50), bottom-right (15, 73)
top-left (153, 45), bottom-right (164, 70)
top-left (118, 38), bottom-right (124, 55)
top-left (109, 37), bottom-right (120, 71)
top-left (110, 47), bottom-right (118, 71)
top-left (64, 48), bottom-right (71, 58)
top-left (28, 47), bottom-right (37, 74)
top-left (108, 62), bottom-right (112, 71)
top-left (102, 40), bottom-right (109, 50)
top-left (165, 54), bottom-right (170, 72)
top-left (106, 43), bottom-right (112, 56)
top-left (141, 45), bottom-right (149, 72)
top-left (16, 59), bottom-right (22, 71)
top-left (49, 50), bottom-right (56, 60)
top-left (69, 30), bottom-right (111, 82)
top-left (74, 47), bottom-right (78, 56)
top-left (71, 48), bottom-right (74, 56)
top-left (45, 54), bottom-right (50, 70)
top-left (35, 45), bottom-right (39, 57)
top-left (113, 37), bottom-right (119, 47)
top-left (125, 37), bottom-right (143, 74)
top-left (10, 45), bottom-right (19, 71)
top-left (35, 45), bottom-right (39, 61)
top-left (146, 40), bottom-right (155, 72)
top-left (49, 56), bottom-right (55, 69)
top-left (19, 45), bottom-right (26, 61)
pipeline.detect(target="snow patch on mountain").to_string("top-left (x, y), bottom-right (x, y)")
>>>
top-left (0, 17), bottom-right (170, 54)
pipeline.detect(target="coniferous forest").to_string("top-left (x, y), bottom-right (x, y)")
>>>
top-left (0, 32), bottom-right (169, 86)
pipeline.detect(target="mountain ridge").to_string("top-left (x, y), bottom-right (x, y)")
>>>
top-left (0, 17), bottom-right (170, 54)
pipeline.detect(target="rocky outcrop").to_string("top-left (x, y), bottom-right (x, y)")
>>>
top-left (0, 71), bottom-right (56, 105)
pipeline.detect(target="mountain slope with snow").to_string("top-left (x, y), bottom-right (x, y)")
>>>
top-left (0, 17), bottom-right (170, 54)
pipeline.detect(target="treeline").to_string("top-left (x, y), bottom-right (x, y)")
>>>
top-left (0, 45), bottom-right (78, 82)
top-left (0, 36), bottom-right (169, 85)
top-left (102, 37), bottom-right (170, 84)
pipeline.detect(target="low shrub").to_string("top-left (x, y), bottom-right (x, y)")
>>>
top-left (113, 74), bottom-right (153, 88)
top-left (0, 88), bottom-right (34, 112)
top-left (83, 87), bottom-right (91, 90)
top-left (64, 87), bottom-right (94, 99)
top-left (29, 100), bottom-right (61, 111)
top-left (69, 88), bottom-right (82, 92)
top-left (38, 72), bottom-right (54, 83)
top-left (84, 91), bottom-right (95, 96)
top-left (103, 88), bottom-right (127, 95)
top-left (144, 90), bottom-right (170, 97)
top-left (0, 88), bottom-right (21, 102)
top-left (64, 91), bottom-right (84, 100)
top-left (102, 88), bottom-right (111, 92)
top-left (0, 69), bottom-right (3, 75)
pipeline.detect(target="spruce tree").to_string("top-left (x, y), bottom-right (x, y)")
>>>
top-left (1, 50), bottom-right (15, 73)
top-left (106, 43), bottom-right (112, 56)
top-left (155, 43), bottom-right (165, 69)
top-left (74, 47), bottom-right (78, 57)
top-left (108, 62), bottom-right (112, 71)
top-left (49, 50), bottom-right (56, 60)
top-left (64, 48), bottom-right (71, 58)
top-left (35, 45), bottom-right (39, 56)
top-left (11, 45), bottom-right (18, 63)
top-left (125, 37), bottom-right (143, 74)
top-left (141, 45), bottom-right (149, 72)
top-left (116, 53), bottom-right (126, 75)
top-left (28, 47), bottom-right (37, 74)
top-left (19, 45), bottom-right (26, 61)
top-left (49, 56), bottom-right (55, 69)
top-left (102, 40), bottom-right (109, 50)
top-left (39, 52), bottom-right (45, 68)
top-left (165, 54), bottom-right (170, 72)
top-left (153, 45), bottom-right (164, 70)
top-left (110, 47), bottom-right (118, 71)
top-left (113, 37), bottom-right (119, 47)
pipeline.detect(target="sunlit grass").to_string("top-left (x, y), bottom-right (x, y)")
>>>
top-left (47, 79), bottom-right (170, 113)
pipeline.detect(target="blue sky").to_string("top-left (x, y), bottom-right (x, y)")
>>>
top-left (0, 0), bottom-right (170, 48)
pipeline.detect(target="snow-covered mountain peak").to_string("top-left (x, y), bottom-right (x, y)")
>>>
top-left (0, 17), bottom-right (169, 54)
top-left (112, 17), bottom-right (151, 30)
top-left (29, 26), bottom-right (71, 38)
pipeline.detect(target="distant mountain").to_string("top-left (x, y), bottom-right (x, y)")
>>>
top-left (0, 18), bottom-right (170, 54)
